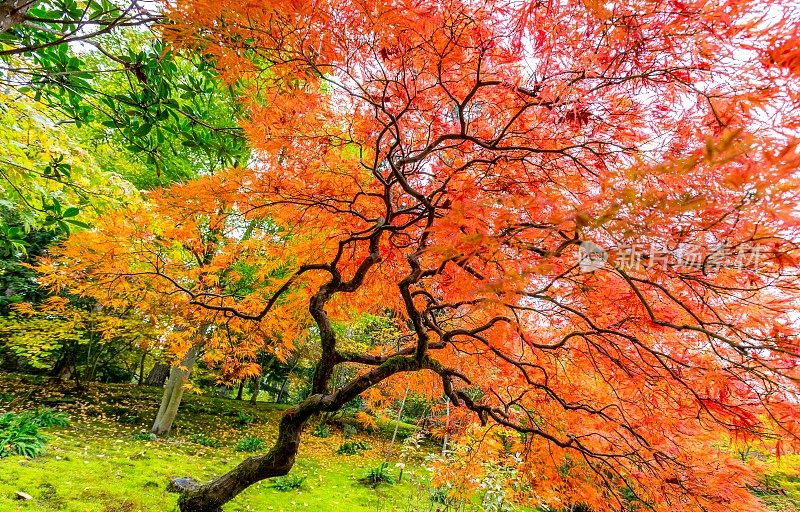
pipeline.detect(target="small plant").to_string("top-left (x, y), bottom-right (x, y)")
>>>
top-left (233, 411), bottom-right (256, 427)
top-left (0, 392), bottom-right (14, 403)
top-left (29, 407), bottom-right (69, 428)
top-left (311, 423), bottom-right (331, 438)
top-left (430, 484), bottom-right (458, 506)
top-left (235, 436), bottom-right (265, 452)
top-left (337, 440), bottom-right (370, 455)
top-left (359, 461), bottom-right (395, 486)
top-left (190, 433), bottom-right (221, 448)
top-left (342, 424), bottom-right (357, 438)
top-left (396, 431), bottom-right (426, 481)
top-left (132, 432), bottom-right (156, 441)
top-left (0, 412), bottom-right (48, 458)
top-left (270, 474), bottom-right (306, 491)
top-left (478, 460), bottom-right (519, 512)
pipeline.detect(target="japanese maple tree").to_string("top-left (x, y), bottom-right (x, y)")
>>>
top-left (46, 0), bottom-right (800, 510)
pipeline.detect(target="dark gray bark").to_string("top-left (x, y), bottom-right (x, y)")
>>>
top-left (144, 363), bottom-right (170, 387)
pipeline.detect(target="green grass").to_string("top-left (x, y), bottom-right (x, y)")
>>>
top-left (0, 374), bottom-right (439, 512)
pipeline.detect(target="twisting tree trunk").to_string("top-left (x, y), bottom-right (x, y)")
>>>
top-left (174, 355), bottom-right (433, 512)
top-left (235, 380), bottom-right (245, 400)
top-left (172, 233), bottom-right (416, 511)
top-left (151, 344), bottom-right (201, 437)
top-left (176, 395), bottom-right (316, 512)
top-left (144, 363), bottom-right (170, 387)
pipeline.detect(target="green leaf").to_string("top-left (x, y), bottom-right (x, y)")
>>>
top-left (63, 219), bottom-right (90, 229)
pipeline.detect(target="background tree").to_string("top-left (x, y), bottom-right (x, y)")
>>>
top-left (0, 89), bottom-right (132, 235)
top-left (0, 2), bottom-right (250, 394)
top-left (0, 296), bottom-right (152, 383)
top-left (1, 0), bottom-right (249, 234)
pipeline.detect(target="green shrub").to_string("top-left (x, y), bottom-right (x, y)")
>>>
top-left (190, 433), bottom-right (221, 448)
top-left (400, 394), bottom-right (431, 423)
top-left (337, 440), bottom-right (370, 455)
top-left (311, 423), bottom-right (331, 438)
top-left (233, 411), bottom-right (256, 427)
top-left (181, 403), bottom-right (205, 414)
top-left (0, 412), bottom-right (48, 458)
top-left (29, 407), bottom-right (69, 428)
top-left (270, 474), bottom-right (306, 491)
top-left (132, 432), bottom-right (155, 441)
top-left (359, 462), bottom-right (395, 486)
top-left (0, 392), bottom-right (13, 403)
top-left (235, 436), bottom-right (265, 452)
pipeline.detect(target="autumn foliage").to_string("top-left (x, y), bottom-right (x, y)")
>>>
top-left (38, 0), bottom-right (800, 511)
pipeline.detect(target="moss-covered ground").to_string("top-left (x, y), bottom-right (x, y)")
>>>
top-left (0, 374), bottom-right (436, 512)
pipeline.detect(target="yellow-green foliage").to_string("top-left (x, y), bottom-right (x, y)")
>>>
top-left (0, 314), bottom-right (82, 369)
top-left (0, 91), bottom-right (135, 230)
top-left (0, 300), bottom-right (152, 369)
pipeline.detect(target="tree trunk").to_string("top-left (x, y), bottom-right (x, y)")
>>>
top-left (236, 380), bottom-right (245, 401)
top-left (176, 396), bottom-right (319, 512)
top-left (276, 376), bottom-right (290, 403)
top-left (151, 345), bottom-right (200, 437)
top-left (0, 0), bottom-right (34, 33)
top-left (276, 357), bottom-right (300, 404)
top-left (386, 385), bottom-right (409, 459)
top-left (442, 397), bottom-right (450, 455)
top-left (51, 344), bottom-right (77, 382)
top-left (249, 376), bottom-right (261, 405)
top-left (138, 352), bottom-right (147, 385)
top-left (86, 342), bottom-right (104, 382)
top-left (144, 362), bottom-right (170, 387)
top-left (172, 346), bottom-right (428, 511)
top-left (249, 357), bottom-right (275, 405)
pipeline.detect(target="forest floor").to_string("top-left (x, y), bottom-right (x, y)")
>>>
top-left (0, 374), bottom-right (439, 512)
top-left (1, 373), bottom-right (800, 512)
